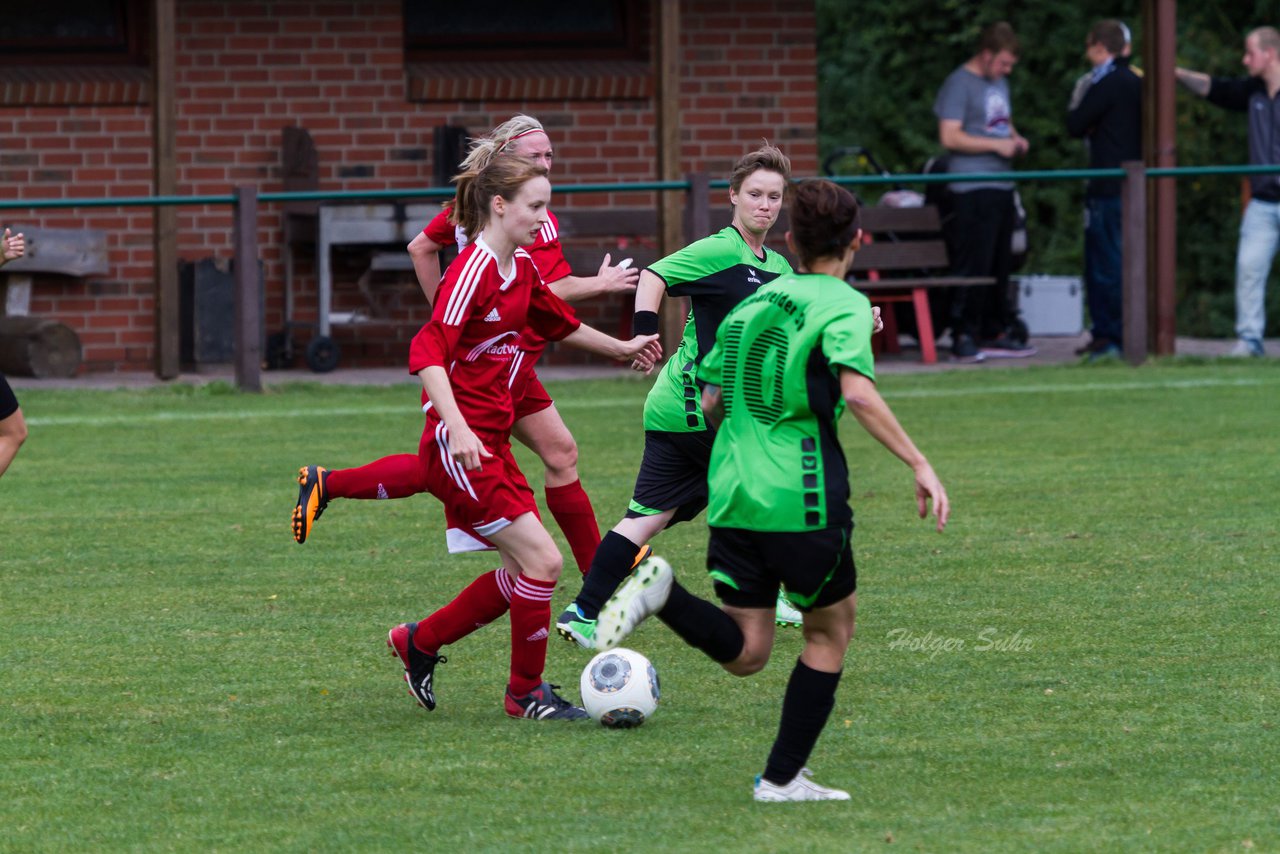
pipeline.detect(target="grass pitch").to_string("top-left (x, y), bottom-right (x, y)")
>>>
top-left (2, 359), bottom-right (1277, 852)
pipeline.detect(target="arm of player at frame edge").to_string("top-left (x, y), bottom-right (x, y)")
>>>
top-left (841, 368), bottom-right (950, 532)
top-left (1, 228), bottom-right (25, 266)
top-left (407, 230), bottom-right (444, 306)
top-left (417, 365), bottom-right (491, 471)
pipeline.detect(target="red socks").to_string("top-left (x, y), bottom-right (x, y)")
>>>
top-left (325, 454), bottom-right (426, 500)
top-left (507, 573), bottom-right (556, 696)
top-left (544, 480), bottom-right (600, 577)
top-left (408, 568), bottom-right (558, 700)
top-left (413, 568), bottom-right (513, 654)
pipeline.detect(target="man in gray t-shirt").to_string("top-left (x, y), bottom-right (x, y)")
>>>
top-left (932, 21), bottom-right (1033, 360)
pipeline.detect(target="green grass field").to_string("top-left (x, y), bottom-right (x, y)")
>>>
top-left (2, 360), bottom-right (1278, 852)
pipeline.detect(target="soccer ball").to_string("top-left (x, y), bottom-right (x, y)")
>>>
top-left (579, 647), bottom-right (660, 728)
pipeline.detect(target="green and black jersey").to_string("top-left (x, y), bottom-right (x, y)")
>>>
top-left (642, 226), bottom-right (793, 433)
top-left (698, 271), bottom-right (876, 532)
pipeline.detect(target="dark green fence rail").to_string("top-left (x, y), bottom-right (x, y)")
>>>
top-left (2, 162), bottom-right (1277, 388)
top-left (5, 164), bottom-right (1280, 212)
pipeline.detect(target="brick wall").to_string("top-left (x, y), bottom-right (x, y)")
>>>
top-left (0, 0), bottom-right (817, 374)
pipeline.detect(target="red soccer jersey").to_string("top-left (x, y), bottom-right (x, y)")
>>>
top-left (408, 236), bottom-right (581, 435)
top-left (422, 208), bottom-right (573, 354)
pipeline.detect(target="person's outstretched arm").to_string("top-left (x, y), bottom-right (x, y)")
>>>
top-left (1175, 67), bottom-right (1211, 97)
top-left (547, 254), bottom-right (640, 302)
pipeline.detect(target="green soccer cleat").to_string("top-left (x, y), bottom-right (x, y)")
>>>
top-left (555, 603), bottom-right (597, 650)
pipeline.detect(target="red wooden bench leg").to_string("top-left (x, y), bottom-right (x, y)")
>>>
top-left (880, 300), bottom-right (901, 354)
top-left (911, 288), bottom-right (937, 364)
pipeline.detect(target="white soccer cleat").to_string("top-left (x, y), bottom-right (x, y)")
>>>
top-left (753, 768), bottom-right (851, 803)
top-left (596, 555), bottom-right (674, 651)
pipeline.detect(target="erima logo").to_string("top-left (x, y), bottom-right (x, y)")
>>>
top-left (747, 268), bottom-right (762, 285)
top-left (526, 627), bottom-right (549, 642)
top-left (484, 308), bottom-right (501, 322)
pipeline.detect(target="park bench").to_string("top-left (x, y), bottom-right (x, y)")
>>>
top-left (848, 204), bottom-right (992, 364)
top-left (0, 226), bottom-right (108, 377)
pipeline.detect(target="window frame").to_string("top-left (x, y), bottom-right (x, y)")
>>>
top-left (403, 1), bottom-right (647, 63)
top-left (0, 0), bottom-right (149, 68)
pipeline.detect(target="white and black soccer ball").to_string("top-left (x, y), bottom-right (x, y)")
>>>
top-left (580, 647), bottom-right (660, 728)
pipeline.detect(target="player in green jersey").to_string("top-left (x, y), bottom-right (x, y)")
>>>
top-left (556, 144), bottom-right (797, 648)
top-left (597, 179), bottom-right (950, 802)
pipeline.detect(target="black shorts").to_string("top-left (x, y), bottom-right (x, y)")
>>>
top-left (706, 524), bottom-right (857, 611)
top-left (623, 429), bottom-right (715, 527)
top-left (0, 374), bottom-right (18, 420)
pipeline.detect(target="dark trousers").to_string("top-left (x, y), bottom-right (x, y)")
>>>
top-left (948, 188), bottom-right (1016, 341)
top-left (1084, 195), bottom-right (1123, 344)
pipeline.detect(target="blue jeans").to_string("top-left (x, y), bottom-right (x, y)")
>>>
top-left (1235, 199), bottom-right (1280, 342)
top-left (1084, 195), bottom-right (1123, 344)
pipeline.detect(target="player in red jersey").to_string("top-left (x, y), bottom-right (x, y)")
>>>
top-left (293, 116), bottom-right (636, 579)
top-left (383, 154), bottom-right (660, 720)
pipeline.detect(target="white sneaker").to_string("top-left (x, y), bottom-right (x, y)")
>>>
top-left (775, 592), bottom-right (803, 628)
top-left (596, 555), bottom-right (674, 650)
top-left (1227, 338), bottom-right (1265, 358)
top-left (754, 767), bottom-right (850, 802)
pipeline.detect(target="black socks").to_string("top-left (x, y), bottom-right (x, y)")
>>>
top-left (656, 580), bottom-right (744, 663)
top-left (574, 530), bottom-right (643, 619)
top-left (762, 659), bottom-right (842, 785)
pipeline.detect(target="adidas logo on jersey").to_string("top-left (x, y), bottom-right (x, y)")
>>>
top-left (483, 308), bottom-right (501, 322)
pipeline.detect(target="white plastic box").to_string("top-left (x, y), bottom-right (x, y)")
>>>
top-left (1015, 275), bottom-right (1083, 336)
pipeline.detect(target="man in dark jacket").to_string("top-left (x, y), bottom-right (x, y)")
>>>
top-left (1067, 20), bottom-right (1142, 360)
top-left (1177, 26), bottom-right (1280, 358)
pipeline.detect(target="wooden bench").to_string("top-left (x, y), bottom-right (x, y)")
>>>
top-left (848, 205), bottom-right (993, 364)
top-left (0, 225), bottom-right (107, 377)
top-left (1, 226), bottom-right (109, 316)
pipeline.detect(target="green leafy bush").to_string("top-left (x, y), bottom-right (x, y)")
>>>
top-left (817, 0), bottom-right (1280, 337)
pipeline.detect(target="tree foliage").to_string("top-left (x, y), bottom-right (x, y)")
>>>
top-left (817, 0), bottom-right (1280, 335)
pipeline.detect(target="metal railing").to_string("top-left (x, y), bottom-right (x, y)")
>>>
top-left (4, 162), bottom-right (1280, 389)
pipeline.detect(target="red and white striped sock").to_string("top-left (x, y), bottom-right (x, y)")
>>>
top-left (507, 573), bottom-right (556, 696)
top-left (413, 568), bottom-right (513, 654)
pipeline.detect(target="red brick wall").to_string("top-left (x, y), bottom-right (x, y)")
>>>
top-left (0, 0), bottom-right (817, 374)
